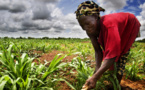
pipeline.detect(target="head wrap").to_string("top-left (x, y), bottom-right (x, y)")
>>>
top-left (75, 1), bottom-right (105, 19)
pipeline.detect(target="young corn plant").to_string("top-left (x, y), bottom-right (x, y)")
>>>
top-left (69, 57), bottom-right (94, 90)
top-left (0, 43), bottom-right (68, 90)
top-left (41, 53), bottom-right (67, 81)
top-left (30, 54), bottom-right (68, 89)
top-left (0, 43), bottom-right (36, 89)
top-left (125, 61), bottom-right (140, 81)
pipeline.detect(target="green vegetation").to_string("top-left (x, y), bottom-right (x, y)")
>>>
top-left (0, 37), bottom-right (144, 90)
top-left (0, 43), bottom-right (68, 90)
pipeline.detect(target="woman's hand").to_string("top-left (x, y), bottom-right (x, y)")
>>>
top-left (82, 76), bottom-right (97, 90)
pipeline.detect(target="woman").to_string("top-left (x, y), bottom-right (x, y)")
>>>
top-left (75, 1), bottom-right (141, 89)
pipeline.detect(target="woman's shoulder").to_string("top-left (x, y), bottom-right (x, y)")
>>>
top-left (100, 12), bottom-right (132, 27)
top-left (100, 15), bottom-right (116, 27)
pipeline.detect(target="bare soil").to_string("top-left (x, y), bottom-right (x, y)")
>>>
top-left (33, 50), bottom-right (145, 90)
top-left (121, 76), bottom-right (145, 90)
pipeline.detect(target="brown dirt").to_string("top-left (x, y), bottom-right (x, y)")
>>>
top-left (58, 70), bottom-right (76, 90)
top-left (32, 50), bottom-right (43, 54)
top-left (33, 50), bottom-right (145, 90)
top-left (81, 41), bottom-right (90, 43)
top-left (59, 81), bottom-right (73, 90)
top-left (33, 50), bottom-right (78, 64)
top-left (38, 50), bottom-right (62, 63)
top-left (121, 76), bottom-right (145, 90)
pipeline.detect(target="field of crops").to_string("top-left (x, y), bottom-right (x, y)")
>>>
top-left (0, 38), bottom-right (145, 90)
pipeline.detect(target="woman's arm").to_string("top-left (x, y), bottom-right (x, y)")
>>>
top-left (87, 33), bottom-right (103, 73)
top-left (93, 57), bottom-right (116, 80)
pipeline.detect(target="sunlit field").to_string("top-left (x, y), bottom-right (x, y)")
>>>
top-left (0, 37), bottom-right (145, 90)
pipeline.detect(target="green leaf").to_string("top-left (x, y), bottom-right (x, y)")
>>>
top-left (40, 87), bottom-right (53, 90)
top-left (36, 64), bottom-right (45, 75)
top-left (42, 54), bottom-right (67, 81)
top-left (109, 78), bottom-right (117, 90)
top-left (26, 78), bottom-right (32, 90)
top-left (0, 80), bottom-right (7, 90)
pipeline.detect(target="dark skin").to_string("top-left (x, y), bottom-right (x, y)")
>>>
top-left (78, 15), bottom-right (119, 89)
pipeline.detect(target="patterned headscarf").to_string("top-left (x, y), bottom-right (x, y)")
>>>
top-left (75, 1), bottom-right (105, 19)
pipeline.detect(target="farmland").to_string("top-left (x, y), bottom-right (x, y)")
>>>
top-left (0, 37), bottom-right (145, 90)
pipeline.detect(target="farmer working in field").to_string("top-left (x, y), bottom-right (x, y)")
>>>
top-left (75, 1), bottom-right (141, 89)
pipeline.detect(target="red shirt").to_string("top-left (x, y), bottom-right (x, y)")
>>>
top-left (98, 12), bottom-right (141, 62)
